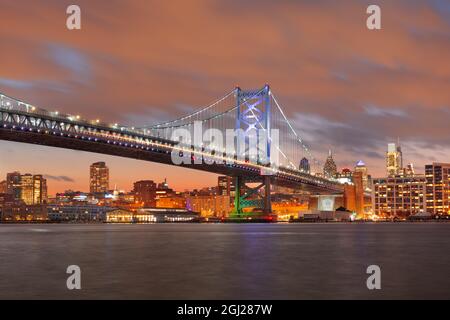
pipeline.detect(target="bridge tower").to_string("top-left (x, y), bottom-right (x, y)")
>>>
top-left (231, 85), bottom-right (273, 218)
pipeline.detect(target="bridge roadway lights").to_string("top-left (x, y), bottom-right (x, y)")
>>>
top-left (229, 175), bottom-right (273, 221)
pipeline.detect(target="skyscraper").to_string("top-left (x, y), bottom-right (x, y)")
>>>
top-left (6, 171), bottom-right (21, 200)
top-left (90, 162), bottom-right (109, 194)
top-left (33, 175), bottom-right (47, 205)
top-left (386, 143), bottom-right (403, 176)
top-left (218, 176), bottom-right (235, 197)
top-left (354, 160), bottom-right (372, 191)
top-left (20, 174), bottom-right (34, 205)
top-left (323, 150), bottom-right (337, 178)
top-left (8, 173), bottom-right (48, 205)
top-left (300, 157), bottom-right (310, 173)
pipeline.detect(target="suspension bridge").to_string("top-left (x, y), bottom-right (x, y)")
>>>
top-left (0, 85), bottom-right (344, 217)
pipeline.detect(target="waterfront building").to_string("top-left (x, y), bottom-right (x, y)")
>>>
top-left (425, 163), bottom-right (450, 215)
top-left (6, 171), bottom-right (21, 200)
top-left (185, 195), bottom-right (230, 217)
top-left (106, 208), bottom-right (200, 223)
top-left (105, 208), bottom-right (135, 223)
top-left (20, 174), bottom-right (34, 205)
top-left (133, 180), bottom-right (157, 207)
top-left (156, 185), bottom-right (177, 200)
top-left (32, 175), bottom-right (47, 205)
top-left (0, 193), bottom-right (14, 205)
top-left (6, 173), bottom-right (48, 205)
top-left (53, 190), bottom-right (90, 204)
top-left (89, 162), bottom-right (109, 194)
top-left (218, 176), bottom-right (235, 197)
top-left (156, 196), bottom-right (186, 209)
top-left (1, 202), bottom-right (47, 221)
top-left (373, 175), bottom-right (426, 217)
top-left (47, 204), bottom-right (114, 222)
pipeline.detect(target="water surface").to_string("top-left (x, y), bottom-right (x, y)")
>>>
top-left (0, 223), bottom-right (449, 299)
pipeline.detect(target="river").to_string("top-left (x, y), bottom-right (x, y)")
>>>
top-left (0, 223), bottom-right (449, 299)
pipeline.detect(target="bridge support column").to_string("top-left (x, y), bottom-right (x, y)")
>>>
top-left (231, 175), bottom-right (272, 218)
top-left (263, 175), bottom-right (272, 214)
top-left (233, 176), bottom-right (243, 216)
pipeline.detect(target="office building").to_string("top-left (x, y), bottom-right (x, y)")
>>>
top-left (6, 173), bottom-right (47, 205)
top-left (425, 163), bottom-right (450, 215)
top-left (90, 162), bottom-right (109, 194)
top-left (373, 175), bottom-right (426, 217)
top-left (386, 143), bottom-right (403, 176)
top-left (354, 160), bottom-right (372, 191)
top-left (186, 195), bottom-right (230, 217)
top-left (6, 171), bottom-right (21, 200)
top-left (32, 175), bottom-right (47, 205)
top-left (47, 204), bottom-right (114, 222)
top-left (323, 150), bottom-right (337, 178)
top-left (299, 157), bottom-right (310, 173)
top-left (133, 180), bottom-right (157, 207)
top-left (218, 176), bottom-right (235, 197)
top-left (20, 174), bottom-right (34, 205)
top-left (156, 196), bottom-right (186, 209)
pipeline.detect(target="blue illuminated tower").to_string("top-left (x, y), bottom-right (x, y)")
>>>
top-left (232, 85), bottom-right (272, 216)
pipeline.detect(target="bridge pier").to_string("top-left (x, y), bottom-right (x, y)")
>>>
top-left (231, 175), bottom-right (272, 218)
top-left (264, 175), bottom-right (272, 214)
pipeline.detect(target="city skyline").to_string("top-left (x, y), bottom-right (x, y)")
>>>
top-left (1, 0), bottom-right (450, 195)
top-left (0, 140), bottom-right (444, 196)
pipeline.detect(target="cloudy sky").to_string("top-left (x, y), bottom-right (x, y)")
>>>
top-left (1, 0), bottom-right (449, 194)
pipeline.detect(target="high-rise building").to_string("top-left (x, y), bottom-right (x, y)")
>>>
top-left (218, 176), bottom-right (235, 197)
top-left (299, 157), bottom-right (310, 173)
top-left (323, 150), bottom-right (337, 178)
top-left (133, 180), bottom-right (157, 207)
top-left (90, 162), bottom-right (109, 194)
top-left (425, 163), bottom-right (450, 215)
top-left (405, 163), bottom-right (415, 176)
top-left (10, 173), bottom-right (47, 205)
top-left (352, 171), bottom-right (365, 215)
top-left (386, 143), bottom-right (403, 176)
top-left (6, 171), bottom-right (21, 200)
top-left (20, 174), bottom-right (34, 205)
top-left (354, 160), bottom-right (372, 191)
top-left (373, 175), bottom-right (426, 217)
top-left (0, 180), bottom-right (7, 194)
top-left (33, 175), bottom-right (47, 205)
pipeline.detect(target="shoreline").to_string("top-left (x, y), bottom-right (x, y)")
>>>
top-left (1, 220), bottom-right (449, 225)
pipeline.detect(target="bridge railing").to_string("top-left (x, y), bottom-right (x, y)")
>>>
top-left (0, 92), bottom-right (155, 137)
